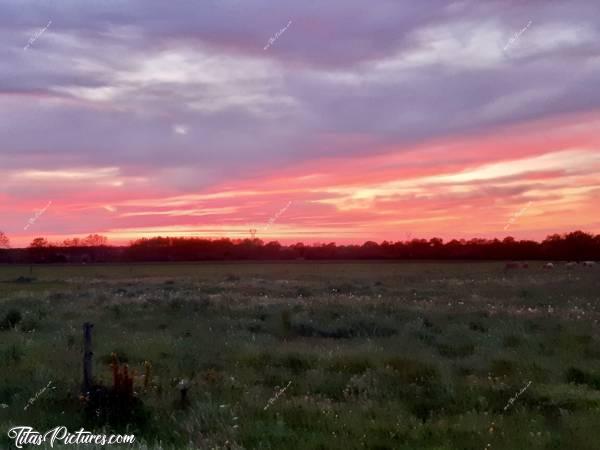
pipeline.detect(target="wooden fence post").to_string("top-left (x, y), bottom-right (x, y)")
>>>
top-left (82, 322), bottom-right (94, 392)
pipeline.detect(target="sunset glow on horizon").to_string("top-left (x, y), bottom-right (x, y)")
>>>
top-left (2, 1), bottom-right (599, 247)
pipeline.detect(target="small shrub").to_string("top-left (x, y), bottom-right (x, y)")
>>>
top-left (401, 382), bottom-right (453, 421)
top-left (469, 321), bottom-right (487, 333)
top-left (343, 369), bottom-right (381, 400)
top-left (47, 292), bottom-right (65, 301)
top-left (201, 368), bottom-right (222, 384)
top-left (0, 309), bottom-right (22, 330)
top-left (437, 342), bottom-right (475, 358)
top-left (247, 322), bottom-right (263, 333)
top-left (192, 297), bottom-right (210, 311)
top-left (13, 276), bottom-right (35, 283)
top-left (82, 354), bottom-right (149, 430)
top-left (280, 310), bottom-right (292, 337)
top-left (329, 356), bottom-right (373, 374)
top-left (292, 318), bottom-right (396, 339)
top-left (296, 287), bottom-right (312, 298)
top-left (168, 298), bottom-right (185, 310)
top-left (330, 283), bottom-right (357, 294)
top-left (415, 331), bottom-right (436, 346)
top-left (385, 357), bottom-right (440, 385)
top-left (565, 367), bottom-right (587, 385)
top-left (456, 365), bottom-right (475, 376)
top-left (525, 320), bottom-right (542, 332)
top-left (241, 352), bottom-right (273, 369)
top-left (490, 359), bottom-right (517, 378)
top-left (538, 341), bottom-right (556, 357)
top-left (565, 367), bottom-right (600, 390)
top-left (503, 335), bottom-right (522, 348)
top-left (422, 318), bottom-right (442, 334)
top-left (519, 289), bottom-right (531, 299)
top-left (575, 334), bottom-right (593, 345)
top-left (281, 354), bottom-right (315, 373)
top-left (36, 308), bottom-right (48, 320)
top-left (1, 344), bottom-right (24, 365)
top-left (584, 346), bottom-right (600, 359)
top-left (20, 317), bottom-right (39, 333)
top-left (110, 305), bottom-right (121, 318)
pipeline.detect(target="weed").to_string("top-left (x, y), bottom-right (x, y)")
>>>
top-left (0, 309), bottom-right (22, 330)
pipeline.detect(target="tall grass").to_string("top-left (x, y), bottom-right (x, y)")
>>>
top-left (0, 262), bottom-right (599, 449)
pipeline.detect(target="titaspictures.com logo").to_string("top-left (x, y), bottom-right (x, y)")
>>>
top-left (7, 426), bottom-right (135, 448)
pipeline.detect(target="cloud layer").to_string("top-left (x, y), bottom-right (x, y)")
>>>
top-left (1, 0), bottom-right (599, 246)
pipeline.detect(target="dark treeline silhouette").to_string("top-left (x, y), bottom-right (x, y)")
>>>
top-left (0, 231), bottom-right (599, 263)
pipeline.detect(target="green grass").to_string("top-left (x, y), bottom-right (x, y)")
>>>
top-left (0, 262), bottom-right (599, 449)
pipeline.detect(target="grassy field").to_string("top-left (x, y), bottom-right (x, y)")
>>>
top-left (1, 262), bottom-right (600, 449)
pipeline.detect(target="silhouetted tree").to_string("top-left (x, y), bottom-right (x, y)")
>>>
top-left (0, 231), bottom-right (10, 249)
top-left (0, 231), bottom-right (598, 263)
top-left (62, 237), bottom-right (82, 247)
top-left (82, 234), bottom-right (108, 247)
top-left (29, 237), bottom-right (49, 248)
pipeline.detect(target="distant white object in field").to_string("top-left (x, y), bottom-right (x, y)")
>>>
top-left (583, 261), bottom-right (596, 267)
top-left (543, 262), bottom-right (554, 269)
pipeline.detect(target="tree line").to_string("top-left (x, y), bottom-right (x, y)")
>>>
top-left (0, 230), bottom-right (599, 263)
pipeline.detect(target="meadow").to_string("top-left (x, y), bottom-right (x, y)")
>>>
top-left (0, 262), bottom-right (599, 449)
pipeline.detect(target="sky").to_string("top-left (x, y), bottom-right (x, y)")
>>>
top-left (1, 0), bottom-right (599, 247)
